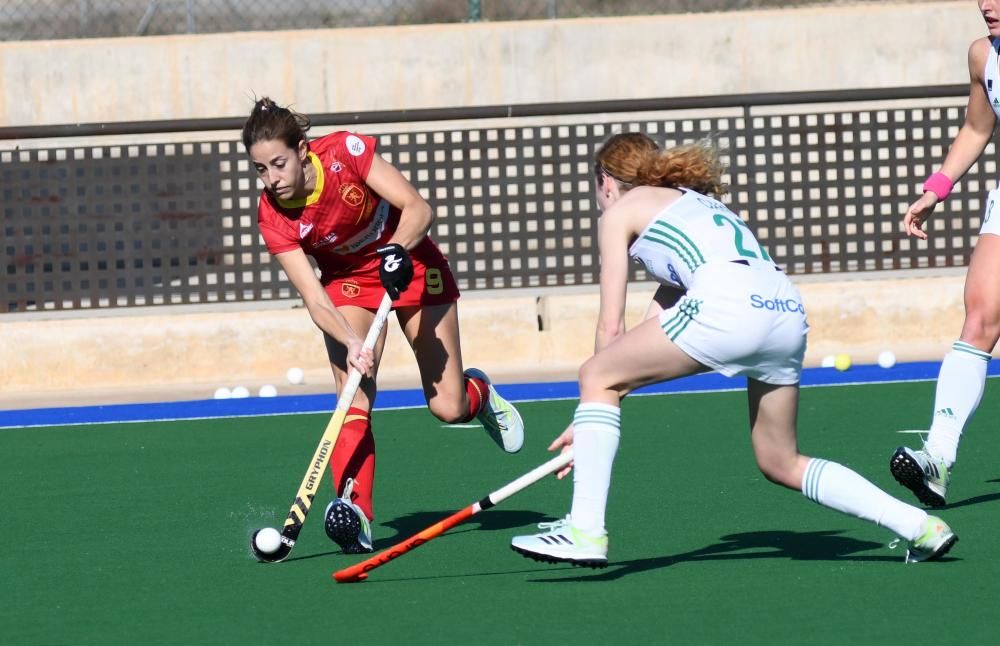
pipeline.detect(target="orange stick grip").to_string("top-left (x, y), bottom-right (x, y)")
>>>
top-left (332, 450), bottom-right (572, 582)
top-left (333, 505), bottom-right (477, 582)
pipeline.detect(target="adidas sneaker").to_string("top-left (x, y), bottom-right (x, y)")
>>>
top-left (510, 517), bottom-right (608, 568)
top-left (905, 515), bottom-right (958, 563)
top-left (890, 446), bottom-right (950, 507)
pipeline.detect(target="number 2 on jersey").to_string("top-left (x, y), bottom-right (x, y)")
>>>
top-left (713, 213), bottom-right (771, 261)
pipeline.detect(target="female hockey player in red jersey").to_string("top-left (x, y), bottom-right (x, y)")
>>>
top-left (242, 97), bottom-right (524, 554)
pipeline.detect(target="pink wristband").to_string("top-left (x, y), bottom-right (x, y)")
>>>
top-left (922, 172), bottom-right (953, 201)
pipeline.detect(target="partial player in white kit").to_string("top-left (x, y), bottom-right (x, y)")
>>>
top-left (509, 133), bottom-right (957, 566)
top-left (889, 1), bottom-right (1000, 507)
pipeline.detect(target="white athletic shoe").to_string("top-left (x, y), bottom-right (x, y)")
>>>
top-left (465, 368), bottom-right (524, 453)
top-left (905, 515), bottom-right (957, 564)
top-left (890, 446), bottom-right (950, 507)
top-left (510, 517), bottom-right (608, 568)
top-left (324, 478), bottom-right (373, 554)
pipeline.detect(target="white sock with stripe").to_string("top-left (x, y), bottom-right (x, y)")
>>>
top-left (925, 341), bottom-right (990, 467)
top-left (570, 403), bottom-right (621, 536)
top-left (801, 458), bottom-right (926, 541)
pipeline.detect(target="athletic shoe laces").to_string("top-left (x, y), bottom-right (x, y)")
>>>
top-left (536, 515), bottom-right (572, 531)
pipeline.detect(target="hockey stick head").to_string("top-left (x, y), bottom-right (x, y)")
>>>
top-left (248, 293), bottom-right (393, 564)
top-left (249, 527), bottom-right (295, 563)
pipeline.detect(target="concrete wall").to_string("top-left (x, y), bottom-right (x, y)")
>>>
top-left (0, 2), bottom-right (984, 404)
top-left (0, 1), bottom-right (984, 127)
top-left (0, 271), bottom-right (969, 406)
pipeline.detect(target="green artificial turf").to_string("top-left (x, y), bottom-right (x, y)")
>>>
top-left (3, 380), bottom-right (998, 645)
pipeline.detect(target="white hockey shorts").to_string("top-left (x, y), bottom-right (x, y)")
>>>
top-left (658, 260), bottom-right (808, 385)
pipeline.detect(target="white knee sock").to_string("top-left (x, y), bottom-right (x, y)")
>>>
top-left (569, 403), bottom-right (621, 535)
top-left (801, 458), bottom-right (927, 541)
top-left (925, 341), bottom-right (990, 467)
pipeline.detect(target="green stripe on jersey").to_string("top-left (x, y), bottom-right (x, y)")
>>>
top-left (643, 222), bottom-right (705, 272)
top-left (656, 221), bottom-right (706, 263)
top-left (642, 230), bottom-right (699, 273)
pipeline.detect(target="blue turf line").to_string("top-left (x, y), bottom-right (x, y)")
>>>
top-left (3, 360), bottom-right (998, 429)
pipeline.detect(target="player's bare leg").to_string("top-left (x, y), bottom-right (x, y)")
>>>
top-left (396, 302), bottom-right (467, 421)
top-left (514, 317), bottom-right (704, 566)
top-left (747, 380), bottom-right (955, 563)
top-left (747, 381), bottom-right (808, 489)
top-left (398, 302), bottom-right (524, 451)
top-left (894, 234), bottom-right (1000, 503)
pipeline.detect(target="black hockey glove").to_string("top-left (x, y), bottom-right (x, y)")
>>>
top-left (376, 243), bottom-right (414, 300)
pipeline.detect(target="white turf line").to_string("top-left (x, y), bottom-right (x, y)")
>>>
top-left (1, 373), bottom-right (965, 430)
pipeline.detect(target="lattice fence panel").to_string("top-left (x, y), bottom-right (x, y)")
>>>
top-left (4, 96), bottom-right (993, 312)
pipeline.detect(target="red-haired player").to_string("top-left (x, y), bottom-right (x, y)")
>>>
top-left (241, 97), bottom-right (524, 554)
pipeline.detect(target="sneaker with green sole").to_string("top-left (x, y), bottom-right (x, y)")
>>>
top-left (905, 515), bottom-right (957, 564)
top-left (510, 517), bottom-right (608, 568)
top-left (465, 368), bottom-right (524, 453)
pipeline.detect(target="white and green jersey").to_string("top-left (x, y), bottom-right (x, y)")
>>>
top-left (628, 189), bottom-right (773, 290)
top-left (986, 38), bottom-right (1000, 119)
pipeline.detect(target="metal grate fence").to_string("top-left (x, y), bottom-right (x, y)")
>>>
top-left (0, 0), bottom-right (931, 41)
top-left (2, 85), bottom-right (993, 313)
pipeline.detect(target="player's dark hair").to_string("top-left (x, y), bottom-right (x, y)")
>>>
top-left (241, 97), bottom-right (312, 152)
top-left (594, 132), bottom-right (728, 198)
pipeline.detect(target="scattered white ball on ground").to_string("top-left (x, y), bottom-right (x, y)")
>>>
top-left (834, 353), bottom-right (852, 372)
top-left (287, 367), bottom-right (305, 385)
top-left (254, 527), bottom-right (282, 555)
top-left (258, 384), bottom-right (278, 398)
top-left (213, 387), bottom-right (232, 400)
top-left (821, 355), bottom-right (836, 368)
top-left (878, 350), bottom-right (897, 369)
top-left (231, 386), bottom-right (250, 399)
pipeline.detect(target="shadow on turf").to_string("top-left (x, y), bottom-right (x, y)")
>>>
top-left (373, 509), bottom-right (553, 549)
top-left (277, 509), bottom-right (554, 563)
top-left (526, 529), bottom-right (948, 582)
top-left (939, 479), bottom-right (1000, 510)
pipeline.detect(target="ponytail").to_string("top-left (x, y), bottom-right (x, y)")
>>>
top-left (595, 133), bottom-right (728, 198)
top-left (241, 96), bottom-right (311, 152)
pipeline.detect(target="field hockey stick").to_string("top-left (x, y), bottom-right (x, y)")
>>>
top-left (333, 448), bottom-right (574, 582)
top-left (250, 292), bottom-right (393, 563)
